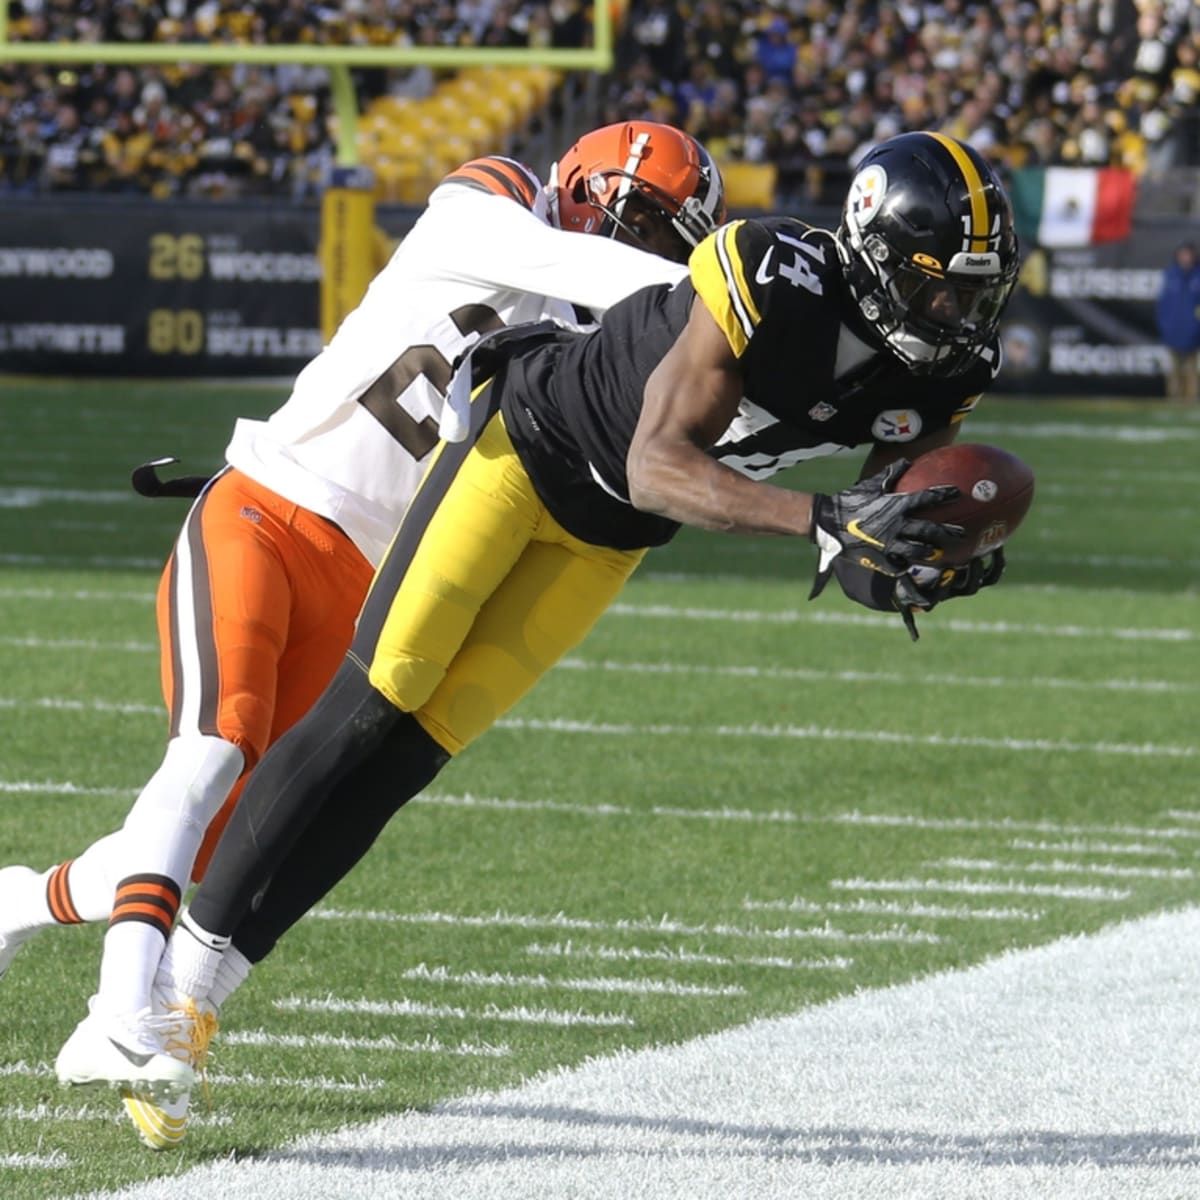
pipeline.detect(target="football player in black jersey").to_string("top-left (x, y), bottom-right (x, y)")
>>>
top-left (158, 132), bottom-right (1020, 1050)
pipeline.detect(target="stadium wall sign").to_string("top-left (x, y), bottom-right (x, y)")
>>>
top-left (994, 220), bottom-right (1189, 397)
top-left (0, 198), bottom-right (1190, 395)
top-left (0, 198), bottom-right (421, 377)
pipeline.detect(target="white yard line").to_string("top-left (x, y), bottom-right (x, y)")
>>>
top-left (823, 809), bottom-right (1200, 842)
top-left (4, 1151), bottom-right (72, 1170)
top-left (556, 657), bottom-right (1200, 695)
top-left (832, 876), bottom-right (1130, 901)
top-left (0, 636), bottom-right (155, 653)
top-left (0, 554), bottom-right (161, 569)
top-left (399, 963), bottom-right (745, 998)
top-left (607, 602), bottom-right (1196, 642)
top-left (205, 1072), bottom-right (385, 1093)
top-left (742, 897), bottom-right (1039, 922)
top-left (84, 907), bottom-right (1200, 1200)
top-left (1, 1102), bottom-right (123, 1123)
top-left (1007, 838), bottom-right (1178, 858)
top-left (0, 588), bottom-right (154, 602)
top-left (308, 908), bottom-right (942, 946)
top-left (522, 942), bottom-right (850, 972)
top-left (0, 696), bottom-right (161, 715)
top-left (932, 856), bottom-right (1193, 880)
top-left (496, 716), bottom-right (1197, 760)
top-left (423, 795), bottom-right (1200, 844)
top-left (273, 996), bottom-right (635, 1029)
top-left (6, 639), bottom-right (1198, 697)
top-left (0, 1058), bottom-right (382, 1099)
top-left (0, 487), bottom-right (135, 506)
top-left (224, 1031), bottom-right (511, 1058)
top-left (3, 602), bottom-right (1196, 645)
top-left (0, 781), bottom-right (136, 798)
top-left (964, 418), bottom-right (1199, 441)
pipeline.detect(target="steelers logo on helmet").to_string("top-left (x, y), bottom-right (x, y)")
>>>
top-left (847, 164), bottom-right (887, 235)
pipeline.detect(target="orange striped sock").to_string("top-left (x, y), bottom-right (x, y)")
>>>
top-left (109, 874), bottom-right (182, 942)
top-left (45, 861), bottom-right (84, 925)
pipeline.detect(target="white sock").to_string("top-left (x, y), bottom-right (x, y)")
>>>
top-left (93, 922), bottom-right (172, 1019)
top-left (209, 944), bottom-right (254, 1012)
top-left (158, 909), bottom-right (229, 1001)
top-left (6, 831), bottom-right (125, 934)
top-left (43, 831), bottom-right (125, 924)
top-left (90, 734), bottom-right (242, 1017)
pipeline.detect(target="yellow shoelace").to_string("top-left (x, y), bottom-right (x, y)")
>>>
top-left (163, 1001), bottom-right (220, 1110)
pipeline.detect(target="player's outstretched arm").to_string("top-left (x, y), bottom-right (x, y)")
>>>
top-left (627, 300), bottom-right (964, 560)
top-left (627, 301), bottom-right (818, 537)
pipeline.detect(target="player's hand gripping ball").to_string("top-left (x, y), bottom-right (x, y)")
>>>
top-left (810, 443), bottom-right (1036, 641)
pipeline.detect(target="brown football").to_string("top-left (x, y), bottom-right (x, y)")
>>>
top-left (895, 442), bottom-right (1035, 566)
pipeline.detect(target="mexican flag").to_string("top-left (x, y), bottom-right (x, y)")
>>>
top-left (1010, 167), bottom-right (1136, 249)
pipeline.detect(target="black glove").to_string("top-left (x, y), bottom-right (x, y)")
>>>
top-left (817, 547), bottom-right (1007, 642)
top-left (131, 457), bottom-right (214, 500)
top-left (892, 548), bottom-right (1007, 641)
top-left (809, 460), bottom-right (963, 599)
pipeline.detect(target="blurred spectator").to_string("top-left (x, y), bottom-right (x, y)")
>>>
top-left (619, 0), bottom-right (688, 82)
top-left (41, 102), bottom-right (98, 190)
top-left (754, 18), bottom-right (797, 84)
top-left (1156, 241), bottom-right (1200, 404)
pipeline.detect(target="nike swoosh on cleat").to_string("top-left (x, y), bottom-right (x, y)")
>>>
top-left (108, 1037), bottom-right (156, 1068)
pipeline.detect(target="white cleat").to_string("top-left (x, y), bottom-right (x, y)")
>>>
top-left (55, 1004), bottom-right (195, 1102)
top-left (0, 865), bottom-right (41, 981)
top-left (119, 993), bottom-right (219, 1149)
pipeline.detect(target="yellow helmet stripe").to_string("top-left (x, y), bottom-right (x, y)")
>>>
top-left (924, 131), bottom-right (989, 252)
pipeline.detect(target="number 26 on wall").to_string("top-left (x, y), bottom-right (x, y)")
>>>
top-left (148, 234), bottom-right (204, 281)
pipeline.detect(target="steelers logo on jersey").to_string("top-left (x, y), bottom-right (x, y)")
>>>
top-left (871, 408), bottom-right (923, 441)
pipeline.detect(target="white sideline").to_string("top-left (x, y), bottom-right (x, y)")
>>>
top-left (88, 907), bottom-right (1200, 1200)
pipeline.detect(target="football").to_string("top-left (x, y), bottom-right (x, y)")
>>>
top-left (895, 442), bottom-right (1035, 566)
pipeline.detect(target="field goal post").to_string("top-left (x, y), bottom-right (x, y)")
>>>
top-left (0, 5), bottom-right (616, 335)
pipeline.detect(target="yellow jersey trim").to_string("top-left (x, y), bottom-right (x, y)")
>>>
top-left (689, 222), bottom-right (761, 358)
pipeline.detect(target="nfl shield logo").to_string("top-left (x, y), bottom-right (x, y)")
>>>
top-left (808, 401), bottom-right (837, 422)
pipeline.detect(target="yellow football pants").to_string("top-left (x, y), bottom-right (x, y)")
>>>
top-left (350, 397), bottom-right (645, 756)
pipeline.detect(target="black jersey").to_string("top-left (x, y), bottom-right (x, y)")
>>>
top-left (500, 217), bottom-right (1000, 551)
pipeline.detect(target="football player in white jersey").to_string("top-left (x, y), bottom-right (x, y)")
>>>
top-left (0, 121), bottom-right (726, 1147)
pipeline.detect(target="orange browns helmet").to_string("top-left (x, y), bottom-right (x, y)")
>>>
top-left (550, 121), bottom-right (726, 257)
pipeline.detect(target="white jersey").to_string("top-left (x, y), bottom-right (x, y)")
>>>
top-left (225, 156), bottom-right (688, 566)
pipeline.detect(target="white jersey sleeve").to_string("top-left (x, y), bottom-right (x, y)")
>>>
top-left (224, 158), bottom-right (686, 567)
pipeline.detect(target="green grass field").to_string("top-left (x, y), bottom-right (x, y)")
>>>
top-left (0, 379), bottom-right (1197, 1198)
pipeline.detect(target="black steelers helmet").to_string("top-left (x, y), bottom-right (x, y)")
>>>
top-left (836, 131), bottom-right (1019, 376)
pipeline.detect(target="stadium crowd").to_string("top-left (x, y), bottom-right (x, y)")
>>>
top-left (609, 0), bottom-right (1200, 205)
top-left (0, 0), bottom-right (589, 197)
top-left (2, 0), bottom-right (1199, 203)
